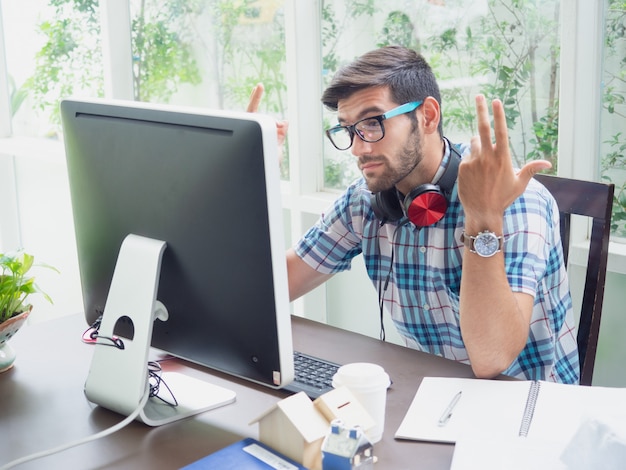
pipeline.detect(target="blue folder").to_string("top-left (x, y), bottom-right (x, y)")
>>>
top-left (180, 437), bottom-right (308, 469)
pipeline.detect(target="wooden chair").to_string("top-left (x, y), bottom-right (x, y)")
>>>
top-left (534, 174), bottom-right (614, 386)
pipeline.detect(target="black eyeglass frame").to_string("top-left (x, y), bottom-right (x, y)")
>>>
top-left (325, 101), bottom-right (423, 151)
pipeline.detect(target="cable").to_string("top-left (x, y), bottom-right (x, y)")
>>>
top-left (0, 386), bottom-right (151, 470)
top-left (377, 220), bottom-right (407, 341)
top-left (378, 246), bottom-right (394, 341)
top-left (148, 360), bottom-right (178, 407)
top-left (82, 315), bottom-right (125, 349)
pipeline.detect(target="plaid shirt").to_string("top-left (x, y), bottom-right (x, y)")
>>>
top-left (295, 144), bottom-right (580, 384)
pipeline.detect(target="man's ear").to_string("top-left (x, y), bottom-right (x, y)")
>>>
top-left (420, 96), bottom-right (441, 135)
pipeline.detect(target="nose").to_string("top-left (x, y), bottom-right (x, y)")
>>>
top-left (351, 134), bottom-right (374, 157)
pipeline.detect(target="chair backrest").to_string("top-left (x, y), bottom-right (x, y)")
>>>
top-left (534, 174), bottom-right (614, 386)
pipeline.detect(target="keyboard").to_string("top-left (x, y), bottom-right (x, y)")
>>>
top-left (282, 351), bottom-right (341, 399)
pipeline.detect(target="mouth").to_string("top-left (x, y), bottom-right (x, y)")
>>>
top-left (359, 159), bottom-right (385, 172)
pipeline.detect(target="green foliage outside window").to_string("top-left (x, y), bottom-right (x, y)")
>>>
top-left (320, 0), bottom-right (626, 239)
top-left (130, 0), bottom-right (202, 102)
top-left (23, 0), bottom-right (201, 130)
top-left (21, 0), bottom-right (288, 175)
top-left (321, 0), bottom-right (560, 188)
top-left (25, 0), bottom-right (103, 128)
top-left (14, 0), bottom-right (626, 236)
top-left (602, 0), bottom-right (626, 237)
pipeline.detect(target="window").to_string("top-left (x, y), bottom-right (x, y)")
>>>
top-left (4, 0), bottom-right (289, 170)
top-left (601, 0), bottom-right (626, 239)
top-left (127, 0), bottom-right (286, 111)
top-left (2, 0), bottom-right (74, 137)
top-left (320, 0), bottom-right (561, 191)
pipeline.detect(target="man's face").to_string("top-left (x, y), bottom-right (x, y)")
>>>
top-left (336, 87), bottom-right (423, 193)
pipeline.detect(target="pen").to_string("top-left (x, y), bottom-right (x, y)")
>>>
top-left (437, 391), bottom-right (462, 426)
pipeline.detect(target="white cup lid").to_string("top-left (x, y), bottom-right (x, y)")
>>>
top-left (332, 362), bottom-right (390, 389)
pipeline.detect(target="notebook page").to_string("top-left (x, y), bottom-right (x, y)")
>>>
top-left (451, 435), bottom-right (568, 470)
top-left (449, 381), bottom-right (626, 469)
top-left (528, 381), bottom-right (626, 442)
top-left (395, 377), bottom-right (532, 443)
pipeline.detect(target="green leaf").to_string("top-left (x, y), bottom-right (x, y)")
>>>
top-left (0, 251), bottom-right (57, 324)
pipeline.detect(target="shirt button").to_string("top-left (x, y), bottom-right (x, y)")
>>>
top-left (419, 246), bottom-right (426, 253)
top-left (423, 304), bottom-right (430, 310)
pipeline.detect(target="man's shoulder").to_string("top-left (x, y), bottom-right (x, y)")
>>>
top-left (524, 175), bottom-right (557, 205)
top-left (337, 177), bottom-right (372, 205)
top-left (503, 175), bottom-right (558, 228)
top-left (322, 177), bottom-right (376, 226)
top-left (453, 141), bottom-right (471, 157)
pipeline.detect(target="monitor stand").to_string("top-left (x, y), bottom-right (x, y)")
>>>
top-left (84, 234), bottom-right (236, 426)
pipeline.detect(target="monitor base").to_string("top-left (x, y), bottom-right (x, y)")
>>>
top-left (140, 371), bottom-right (235, 426)
top-left (84, 234), bottom-right (236, 426)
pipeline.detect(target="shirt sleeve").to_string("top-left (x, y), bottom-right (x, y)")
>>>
top-left (294, 180), bottom-right (369, 274)
top-left (503, 177), bottom-right (561, 298)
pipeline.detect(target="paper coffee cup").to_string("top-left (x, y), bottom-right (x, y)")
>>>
top-left (332, 362), bottom-right (390, 443)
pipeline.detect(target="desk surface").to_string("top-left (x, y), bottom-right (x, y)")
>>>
top-left (0, 313), bottom-right (478, 469)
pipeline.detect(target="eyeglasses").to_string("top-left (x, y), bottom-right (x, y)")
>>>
top-left (325, 101), bottom-right (423, 151)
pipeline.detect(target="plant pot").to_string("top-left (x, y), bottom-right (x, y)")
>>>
top-left (0, 309), bottom-right (30, 373)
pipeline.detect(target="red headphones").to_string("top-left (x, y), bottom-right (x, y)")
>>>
top-left (370, 140), bottom-right (461, 227)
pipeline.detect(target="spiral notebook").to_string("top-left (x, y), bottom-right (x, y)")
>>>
top-left (395, 377), bottom-right (626, 444)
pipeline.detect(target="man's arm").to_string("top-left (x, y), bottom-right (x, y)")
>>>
top-left (286, 248), bottom-right (334, 301)
top-left (457, 95), bottom-right (552, 378)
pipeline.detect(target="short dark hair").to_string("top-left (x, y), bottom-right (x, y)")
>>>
top-left (321, 46), bottom-right (443, 135)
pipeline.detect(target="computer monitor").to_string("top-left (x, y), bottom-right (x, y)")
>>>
top-left (61, 98), bottom-right (294, 424)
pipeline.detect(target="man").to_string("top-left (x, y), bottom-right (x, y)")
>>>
top-left (253, 46), bottom-right (579, 384)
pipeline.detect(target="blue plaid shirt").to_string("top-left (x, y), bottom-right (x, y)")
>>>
top-left (295, 144), bottom-right (580, 384)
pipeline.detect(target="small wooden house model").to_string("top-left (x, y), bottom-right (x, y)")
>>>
top-left (250, 391), bottom-right (328, 470)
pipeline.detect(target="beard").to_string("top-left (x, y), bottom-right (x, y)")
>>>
top-left (361, 124), bottom-right (424, 193)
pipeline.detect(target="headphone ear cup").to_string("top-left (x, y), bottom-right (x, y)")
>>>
top-left (403, 184), bottom-right (448, 228)
top-left (371, 190), bottom-right (404, 223)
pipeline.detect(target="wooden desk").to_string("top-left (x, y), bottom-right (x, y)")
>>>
top-left (0, 314), bottom-right (476, 469)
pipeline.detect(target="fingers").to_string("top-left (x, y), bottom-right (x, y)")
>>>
top-left (491, 99), bottom-right (507, 146)
top-left (475, 94), bottom-right (493, 152)
top-left (276, 120), bottom-right (289, 146)
top-left (475, 95), bottom-right (510, 155)
top-left (469, 135), bottom-right (481, 160)
top-left (246, 83), bottom-right (264, 113)
top-left (518, 160), bottom-right (552, 182)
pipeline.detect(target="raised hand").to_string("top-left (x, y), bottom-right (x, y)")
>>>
top-left (246, 83), bottom-right (289, 163)
top-left (458, 94), bottom-right (551, 230)
top-left (246, 83), bottom-right (265, 113)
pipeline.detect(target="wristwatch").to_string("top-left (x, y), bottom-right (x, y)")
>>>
top-left (461, 231), bottom-right (503, 257)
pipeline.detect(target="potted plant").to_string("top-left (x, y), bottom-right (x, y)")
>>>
top-left (0, 251), bottom-right (56, 372)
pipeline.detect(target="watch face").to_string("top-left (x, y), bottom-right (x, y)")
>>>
top-left (474, 232), bottom-right (500, 257)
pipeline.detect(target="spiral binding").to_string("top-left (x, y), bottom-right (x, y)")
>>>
top-left (519, 380), bottom-right (541, 437)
